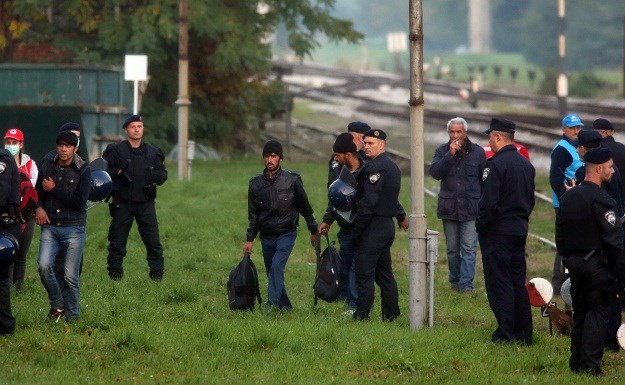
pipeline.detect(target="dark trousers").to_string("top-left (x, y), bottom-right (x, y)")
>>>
top-left (354, 217), bottom-right (399, 320)
top-left (107, 200), bottom-right (164, 277)
top-left (337, 228), bottom-right (357, 310)
top-left (1, 223), bottom-right (21, 335)
top-left (8, 218), bottom-right (36, 291)
top-left (567, 255), bottom-right (612, 373)
top-left (0, 263), bottom-right (15, 335)
top-left (479, 234), bottom-right (533, 344)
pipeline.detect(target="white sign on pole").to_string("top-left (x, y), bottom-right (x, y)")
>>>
top-left (124, 55), bottom-right (148, 81)
top-left (386, 32), bottom-right (407, 53)
top-left (124, 55), bottom-right (148, 114)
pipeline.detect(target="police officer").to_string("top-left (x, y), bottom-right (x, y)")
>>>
top-left (351, 128), bottom-right (404, 321)
top-left (556, 147), bottom-right (625, 376)
top-left (103, 115), bottom-right (168, 281)
top-left (477, 118), bottom-right (535, 345)
top-left (0, 147), bottom-right (21, 334)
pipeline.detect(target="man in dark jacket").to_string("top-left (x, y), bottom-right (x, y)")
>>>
top-left (557, 147), bottom-right (625, 376)
top-left (35, 130), bottom-right (90, 322)
top-left (351, 129), bottom-right (404, 321)
top-left (430, 117), bottom-right (486, 293)
top-left (103, 114), bottom-right (168, 281)
top-left (244, 140), bottom-right (318, 311)
top-left (0, 147), bottom-right (22, 334)
top-left (477, 118), bottom-right (535, 345)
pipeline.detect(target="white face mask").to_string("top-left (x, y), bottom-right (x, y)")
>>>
top-left (4, 144), bottom-right (19, 156)
top-left (76, 138), bottom-right (80, 148)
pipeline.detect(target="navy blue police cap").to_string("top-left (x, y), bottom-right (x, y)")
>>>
top-left (592, 118), bottom-right (614, 131)
top-left (584, 147), bottom-right (612, 165)
top-left (577, 130), bottom-right (602, 149)
top-left (484, 118), bottom-right (516, 134)
top-left (123, 114), bottom-right (143, 129)
top-left (363, 128), bottom-right (387, 141)
top-left (347, 121), bottom-right (371, 134)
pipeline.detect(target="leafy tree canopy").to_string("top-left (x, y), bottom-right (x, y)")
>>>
top-left (1, 0), bottom-right (363, 151)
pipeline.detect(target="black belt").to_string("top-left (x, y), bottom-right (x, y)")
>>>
top-left (568, 250), bottom-right (599, 261)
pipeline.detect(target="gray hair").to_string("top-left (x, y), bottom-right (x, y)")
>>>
top-left (446, 117), bottom-right (468, 132)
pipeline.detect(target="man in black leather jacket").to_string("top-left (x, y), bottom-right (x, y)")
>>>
top-left (243, 140), bottom-right (318, 311)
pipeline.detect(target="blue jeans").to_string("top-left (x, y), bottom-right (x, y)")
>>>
top-left (261, 231), bottom-right (296, 310)
top-left (337, 229), bottom-right (357, 310)
top-left (443, 219), bottom-right (478, 290)
top-left (37, 226), bottom-right (86, 320)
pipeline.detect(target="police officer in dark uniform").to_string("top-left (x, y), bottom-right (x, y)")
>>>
top-left (477, 118), bottom-right (535, 345)
top-left (571, 130), bottom-right (625, 352)
top-left (557, 147), bottom-right (625, 376)
top-left (351, 128), bottom-right (404, 321)
top-left (103, 115), bottom-right (168, 281)
top-left (0, 148), bottom-right (21, 335)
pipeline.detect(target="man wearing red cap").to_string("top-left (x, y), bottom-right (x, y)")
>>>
top-left (4, 128), bottom-right (38, 292)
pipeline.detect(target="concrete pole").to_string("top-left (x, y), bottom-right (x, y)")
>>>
top-left (468, 0), bottom-right (492, 53)
top-left (176, 0), bottom-right (191, 181)
top-left (557, 0), bottom-right (568, 117)
top-left (408, 0), bottom-right (428, 330)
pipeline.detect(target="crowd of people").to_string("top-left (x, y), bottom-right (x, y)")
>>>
top-left (1, 112), bottom-right (624, 376)
top-left (0, 115), bottom-right (167, 329)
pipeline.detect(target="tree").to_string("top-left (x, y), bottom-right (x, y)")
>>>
top-left (1, 0), bottom-right (362, 151)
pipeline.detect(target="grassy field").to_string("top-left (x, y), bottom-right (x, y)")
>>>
top-left (1, 158), bottom-right (623, 384)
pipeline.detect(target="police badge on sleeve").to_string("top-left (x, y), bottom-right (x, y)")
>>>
top-left (605, 210), bottom-right (617, 226)
top-left (369, 173), bottom-right (380, 183)
top-left (482, 168), bottom-right (490, 182)
top-left (0, 162), bottom-right (5, 173)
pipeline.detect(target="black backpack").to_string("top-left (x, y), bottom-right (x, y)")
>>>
top-left (227, 252), bottom-right (262, 311)
top-left (313, 234), bottom-right (342, 305)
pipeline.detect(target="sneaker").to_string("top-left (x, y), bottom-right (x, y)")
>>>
top-left (343, 309), bottom-right (355, 316)
top-left (48, 308), bottom-right (64, 323)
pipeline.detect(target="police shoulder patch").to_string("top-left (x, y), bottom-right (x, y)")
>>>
top-left (605, 210), bottom-right (617, 226)
top-left (331, 160), bottom-right (339, 169)
top-left (481, 167), bottom-right (490, 182)
top-left (369, 173), bottom-right (380, 183)
top-left (0, 162), bottom-right (5, 173)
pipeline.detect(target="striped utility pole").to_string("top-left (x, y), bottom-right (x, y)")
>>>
top-left (557, 0), bottom-right (568, 116)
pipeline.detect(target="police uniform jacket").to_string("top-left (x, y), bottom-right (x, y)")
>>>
top-left (430, 138), bottom-right (486, 221)
top-left (602, 136), bottom-right (625, 182)
top-left (476, 143), bottom-right (535, 236)
top-left (103, 140), bottom-right (167, 203)
top-left (575, 164), bottom-right (625, 219)
top-left (351, 152), bottom-right (401, 239)
top-left (323, 159), bottom-right (406, 229)
top-left (0, 149), bottom-right (20, 217)
top-left (246, 167), bottom-right (318, 241)
top-left (36, 154), bottom-right (90, 227)
top-left (556, 181), bottom-right (625, 271)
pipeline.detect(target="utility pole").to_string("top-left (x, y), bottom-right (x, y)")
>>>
top-left (468, 0), bottom-right (492, 53)
top-left (176, 0), bottom-right (191, 180)
top-left (557, 0), bottom-right (568, 117)
top-left (408, 0), bottom-right (427, 330)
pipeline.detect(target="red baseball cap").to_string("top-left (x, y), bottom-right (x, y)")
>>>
top-left (4, 128), bottom-right (24, 142)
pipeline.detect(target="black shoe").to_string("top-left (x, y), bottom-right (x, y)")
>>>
top-left (149, 271), bottom-right (163, 281)
top-left (353, 311), bottom-right (370, 321)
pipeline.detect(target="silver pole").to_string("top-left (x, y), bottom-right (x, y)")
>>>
top-left (176, 0), bottom-right (191, 180)
top-left (408, 0), bottom-right (428, 330)
top-left (427, 230), bottom-right (439, 328)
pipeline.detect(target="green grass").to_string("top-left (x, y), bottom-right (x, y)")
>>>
top-left (1, 159), bottom-right (623, 384)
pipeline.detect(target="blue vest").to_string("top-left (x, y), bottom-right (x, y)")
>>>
top-left (551, 138), bottom-right (583, 208)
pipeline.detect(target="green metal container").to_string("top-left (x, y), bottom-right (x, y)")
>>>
top-left (0, 63), bottom-right (134, 164)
